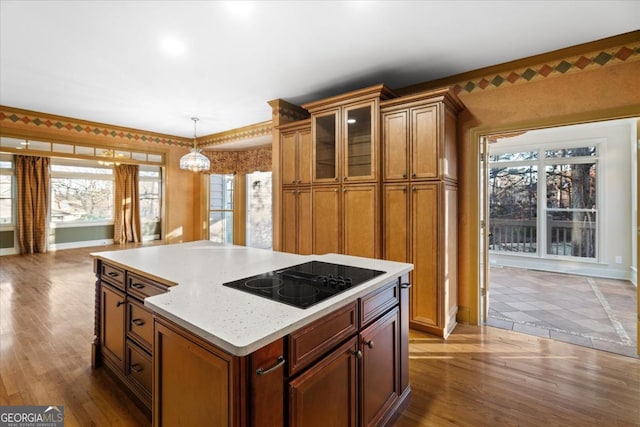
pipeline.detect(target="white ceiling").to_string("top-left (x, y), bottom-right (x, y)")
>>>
top-left (1, 1), bottom-right (638, 140)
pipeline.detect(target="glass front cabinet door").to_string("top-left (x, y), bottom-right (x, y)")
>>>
top-left (312, 100), bottom-right (377, 184)
top-left (343, 102), bottom-right (375, 182)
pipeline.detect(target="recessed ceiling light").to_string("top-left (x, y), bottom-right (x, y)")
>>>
top-left (160, 36), bottom-right (186, 56)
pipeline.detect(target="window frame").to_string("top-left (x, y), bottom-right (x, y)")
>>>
top-left (488, 139), bottom-right (602, 262)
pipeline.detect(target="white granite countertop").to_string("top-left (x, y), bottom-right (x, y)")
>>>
top-left (91, 240), bottom-right (413, 356)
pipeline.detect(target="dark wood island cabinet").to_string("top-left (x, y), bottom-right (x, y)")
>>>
top-left (91, 242), bottom-right (412, 426)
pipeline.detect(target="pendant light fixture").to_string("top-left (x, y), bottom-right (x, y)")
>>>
top-left (179, 117), bottom-right (211, 172)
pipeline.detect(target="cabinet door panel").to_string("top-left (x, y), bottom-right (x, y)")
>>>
top-left (411, 183), bottom-right (439, 327)
top-left (344, 102), bottom-right (376, 182)
top-left (298, 129), bottom-right (313, 185)
top-left (412, 105), bottom-right (438, 179)
top-left (313, 110), bottom-right (340, 183)
top-left (383, 184), bottom-right (409, 263)
top-left (312, 186), bottom-right (340, 254)
top-left (383, 110), bottom-right (409, 181)
top-left (343, 184), bottom-right (378, 258)
top-left (282, 132), bottom-right (298, 186)
top-left (154, 320), bottom-right (236, 427)
top-left (282, 189), bottom-right (298, 254)
top-left (101, 283), bottom-right (125, 368)
top-left (361, 307), bottom-right (400, 427)
top-left (297, 188), bottom-right (313, 255)
top-left (289, 336), bottom-right (358, 427)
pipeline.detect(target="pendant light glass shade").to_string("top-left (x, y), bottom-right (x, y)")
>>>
top-left (180, 117), bottom-right (210, 172)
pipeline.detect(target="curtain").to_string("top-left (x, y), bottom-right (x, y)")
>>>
top-left (15, 156), bottom-right (50, 254)
top-left (205, 146), bottom-right (272, 174)
top-left (114, 164), bottom-right (141, 243)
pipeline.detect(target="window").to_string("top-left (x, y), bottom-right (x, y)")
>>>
top-left (0, 155), bottom-right (14, 225)
top-left (139, 166), bottom-right (161, 238)
top-left (489, 144), bottom-right (598, 260)
top-left (50, 160), bottom-right (114, 223)
top-left (246, 171), bottom-right (272, 249)
top-left (209, 174), bottom-right (234, 244)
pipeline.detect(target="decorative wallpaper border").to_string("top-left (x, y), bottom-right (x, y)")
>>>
top-left (0, 108), bottom-right (190, 147)
top-left (453, 42), bottom-right (640, 95)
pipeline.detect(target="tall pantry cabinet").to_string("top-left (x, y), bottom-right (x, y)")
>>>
top-left (277, 85), bottom-right (463, 339)
top-left (381, 88), bottom-right (463, 338)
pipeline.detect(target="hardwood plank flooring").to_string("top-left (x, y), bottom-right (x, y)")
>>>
top-left (1, 245), bottom-right (639, 426)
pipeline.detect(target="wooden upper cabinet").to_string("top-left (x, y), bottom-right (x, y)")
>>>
top-left (381, 88), bottom-right (463, 182)
top-left (305, 84), bottom-right (395, 185)
top-left (281, 122), bottom-right (312, 186)
top-left (412, 105), bottom-right (438, 180)
top-left (382, 110), bottom-right (409, 181)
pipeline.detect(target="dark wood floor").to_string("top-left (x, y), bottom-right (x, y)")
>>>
top-left (1, 244), bottom-right (639, 426)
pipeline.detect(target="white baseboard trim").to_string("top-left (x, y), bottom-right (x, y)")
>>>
top-left (49, 239), bottom-right (115, 251)
top-left (0, 247), bottom-right (18, 256)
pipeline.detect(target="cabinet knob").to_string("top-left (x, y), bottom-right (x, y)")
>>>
top-left (402, 173), bottom-right (407, 179)
top-left (107, 271), bottom-right (119, 278)
top-left (400, 282), bottom-right (412, 289)
top-left (353, 350), bottom-right (363, 359)
top-left (292, 180), bottom-right (296, 184)
top-left (412, 186), bottom-right (417, 191)
top-left (334, 177), bottom-right (339, 182)
top-left (343, 176), bottom-right (347, 181)
top-left (343, 188), bottom-right (347, 193)
top-left (116, 300), bottom-right (125, 307)
top-left (131, 283), bottom-right (145, 289)
top-left (412, 172), bottom-right (417, 178)
top-left (365, 340), bottom-right (375, 349)
top-left (131, 363), bottom-right (143, 373)
top-left (256, 356), bottom-right (285, 376)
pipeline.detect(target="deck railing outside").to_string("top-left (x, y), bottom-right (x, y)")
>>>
top-left (489, 216), bottom-right (596, 257)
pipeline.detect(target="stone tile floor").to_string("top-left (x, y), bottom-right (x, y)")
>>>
top-left (487, 266), bottom-right (638, 358)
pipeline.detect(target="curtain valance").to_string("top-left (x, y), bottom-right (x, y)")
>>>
top-left (205, 146), bottom-right (271, 175)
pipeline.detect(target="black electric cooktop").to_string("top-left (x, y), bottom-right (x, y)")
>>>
top-left (222, 261), bottom-right (385, 309)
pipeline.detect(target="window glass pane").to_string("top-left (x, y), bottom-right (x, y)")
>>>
top-left (139, 181), bottom-right (160, 219)
top-left (545, 163), bottom-right (596, 209)
top-left (209, 211), bottom-right (233, 244)
top-left (545, 146), bottom-right (596, 158)
top-left (546, 211), bottom-right (596, 258)
top-left (246, 171), bottom-right (272, 249)
top-left (0, 175), bottom-right (13, 224)
top-left (51, 164), bottom-right (113, 175)
top-left (488, 151), bottom-right (538, 162)
top-left (488, 165), bottom-right (538, 253)
top-left (209, 174), bottom-right (234, 244)
top-left (51, 178), bottom-right (113, 222)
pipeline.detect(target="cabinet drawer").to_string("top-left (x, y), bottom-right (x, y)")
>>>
top-left (101, 262), bottom-right (125, 290)
top-left (360, 280), bottom-right (399, 328)
top-left (127, 299), bottom-right (153, 352)
top-left (127, 272), bottom-right (167, 300)
top-left (288, 301), bottom-right (358, 376)
top-left (126, 339), bottom-right (152, 403)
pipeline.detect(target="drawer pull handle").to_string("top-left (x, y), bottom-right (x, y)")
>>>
top-left (107, 271), bottom-right (119, 277)
top-left (131, 363), bottom-right (144, 373)
top-left (131, 318), bottom-right (145, 327)
top-left (353, 350), bottom-right (363, 359)
top-left (365, 340), bottom-right (375, 349)
top-left (400, 282), bottom-right (412, 289)
top-left (131, 283), bottom-right (145, 289)
top-left (256, 356), bottom-right (285, 376)
top-left (116, 301), bottom-right (125, 307)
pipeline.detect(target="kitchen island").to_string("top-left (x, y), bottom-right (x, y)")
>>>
top-left (91, 240), bottom-right (413, 426)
